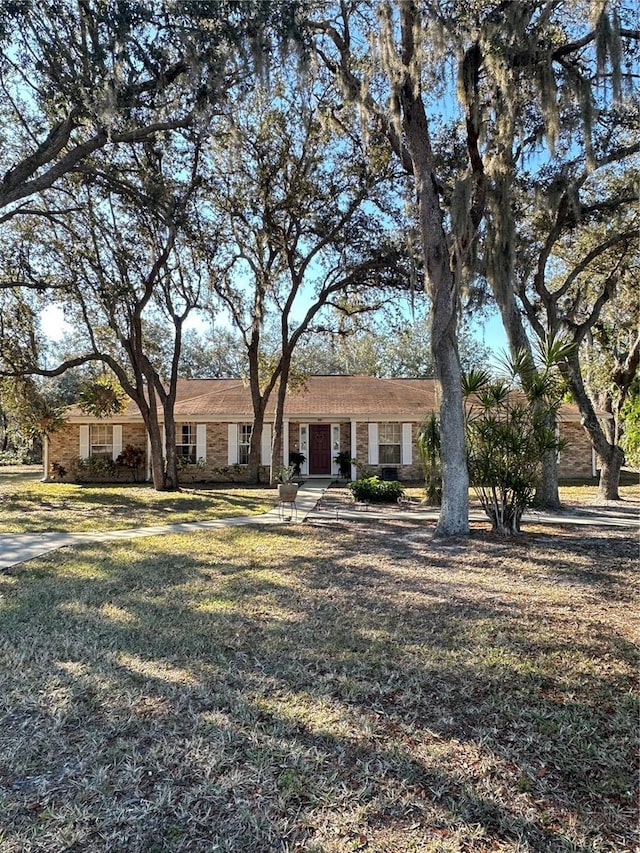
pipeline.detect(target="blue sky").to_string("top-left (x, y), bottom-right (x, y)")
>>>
top-left (470, 311), bottom-right (509, 361)
top-left (41, 300), bottom-right (510, 368)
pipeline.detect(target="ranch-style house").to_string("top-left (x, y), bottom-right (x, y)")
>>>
top-left (45, 375), bottom-right (598, 483)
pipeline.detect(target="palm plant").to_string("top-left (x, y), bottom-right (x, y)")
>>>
top-left (416, 413), bottom-right (442, 505)
top-left (288, 451), bottom-right (306, 476)
top-left (462, 340), bottom-right (572, 535)
top-left (333, 450), bottom-right (352, 480)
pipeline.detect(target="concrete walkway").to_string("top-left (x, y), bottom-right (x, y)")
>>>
top-left (306, 502), bottom-right (640, 529)
top-left (1, 479), bottom-right (637, 571)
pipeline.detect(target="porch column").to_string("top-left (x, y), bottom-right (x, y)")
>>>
top-left (350, 420), bottom-right (358, 480)
top-left (146, 434), bottom-right (152, 482)
top-left (42, 435), bottom-right (49, 482)
top-left (283, 419), bottom-right (289, 469)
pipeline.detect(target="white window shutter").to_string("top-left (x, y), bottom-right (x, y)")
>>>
top-left (79, 425), bottom-right (90, 459)
top-left (261, 424), bottom-right (272, 466)
top-left (402, 423), bottom-right (412, 465)
top-left (112, 425), bottom-right (123, 461)
top-left (368, 423), bottom-right (379, 465)
top-left (196, 424), bottom-right (207, 462)
top-left (227, 423), bottom-right (238, 464)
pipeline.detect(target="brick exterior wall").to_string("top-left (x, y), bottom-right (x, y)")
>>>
top-left (354, 421), bottom-right (423, 482)
top-left (558, 421), bottom-right (594, 478)
top-left (47, 423), bottom-right (148, 482)
top-left (339, 422), bottom-right (350, 458)
top-left (205, 422), bottom-right (231, 469)
top-left (179, 421), bottom-right (262, 484)
top-left (47, 416), bottom-right (596, 484)
top-left (48, 423), bottom-right (81, 476)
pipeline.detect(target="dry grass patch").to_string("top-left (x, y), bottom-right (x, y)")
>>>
top-left (0, 469), bottom-right (275, 532)
top-left (399, 473), bottom-right (640, 508)
top-left (0, 521), bottom-right (637, 852)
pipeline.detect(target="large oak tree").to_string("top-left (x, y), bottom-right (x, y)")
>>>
top-left (309, 0), bottom-right (637, 530)
top-left (200, 66), bottom-right (408, 483)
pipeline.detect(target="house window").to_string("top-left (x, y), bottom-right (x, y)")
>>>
top-left (379, 423), bottom-right (401, 464)
top-left (177, 423), bottom-right (197, 463)
top-left (238, 424), bottom-right (252, 465)
top-left (91, 424), bottom-right (113, 457)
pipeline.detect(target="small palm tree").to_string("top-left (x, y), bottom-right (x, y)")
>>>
top-left (417, 413), bottom-right (442, 505)
top-left (462, 339), bottom-right (573, 535)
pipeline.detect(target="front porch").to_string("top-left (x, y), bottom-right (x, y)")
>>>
top-left (284, 419), bottom-right (422, 481)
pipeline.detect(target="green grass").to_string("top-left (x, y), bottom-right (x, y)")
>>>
top-left (0, 469), bottom-right (276, 533)
top-left (557, 471), bottom-right (640, 503)
top-left (0, 520), bottom-right (637, 851)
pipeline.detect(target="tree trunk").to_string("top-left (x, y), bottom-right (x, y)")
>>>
top-left (270, 364), bottom-right (291, 485)
top-left (533, 408), bottom-right (561, 510)
top-left (146, 418), bottom-right (166, 490)
top-left (433, 328), bottom-right (469, 536)
top-left (270, 414), bottom-right (284, 485)
top-left (597, 445), bottom-right (624, 501)
top-left (560, 352), bottom-right (623, 500)
top-left (163, 414), bottom-right (179, 491)
top-left (399, 9), bottom-right (469, 537)
top-left (161, 324), bottom-right (182, 492)
top-left (1, 410), bottom-right (8, 451)
top-left (247, 407), bottom-right (265, 484)
top-left (535, 447), bottom-right (561, 509)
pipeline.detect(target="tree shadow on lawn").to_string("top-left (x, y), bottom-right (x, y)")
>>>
top-left (0, 524), bottom-right (637, 851)
top-left (496, 525), bottom-right (637, 600)
top-left (50, 483), bottom-right (270, 512)
top-left (0, 483), bottom-right (274, 533)
top-left (313, 516), bottom-right (636, 604)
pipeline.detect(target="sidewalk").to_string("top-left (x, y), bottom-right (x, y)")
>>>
top-left (1, 479), bottom-right (637, 571)
top-left (306, 502), bottom-right (640, 528)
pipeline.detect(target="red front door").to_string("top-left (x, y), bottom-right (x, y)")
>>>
top-left (309, 424), bottom-right (331, 475)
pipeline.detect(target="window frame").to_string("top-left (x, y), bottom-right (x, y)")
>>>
top-left (378, 422), bottom-right (401, 465)
top-left (90, 424), bottom-right (113, 458)
top-left (238, 423), bottom-right (252, 466)
top-left (176, 423), bottom-right (197, 464)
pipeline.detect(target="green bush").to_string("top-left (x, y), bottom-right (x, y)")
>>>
top-left (348, 476), bottom-right (404, 503)
top-left (69, 455), bottom-right (117, 482)
top-left (462, 341), bottom-right (571, 534)
top-left (620, 390), bottom-right (640, 469)
top-left (116, 444), bottom-right (146, 482)
top-left (0, 448), bottom-right (33, 465)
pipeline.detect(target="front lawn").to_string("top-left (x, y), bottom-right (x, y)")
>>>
top-left (400, 471), bottom-right (640, 507)
top-left (0, 469), bottom-right (275, 533)
top-left (0, 520), bottom-right (636, 851)
top-left (556, 471), bottom-right (640, 504)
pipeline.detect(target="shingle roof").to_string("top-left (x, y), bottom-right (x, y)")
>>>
top-left (64, 374), bottom-right (587, 421)
top-left (173, 376), bottom-right (438, 417)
